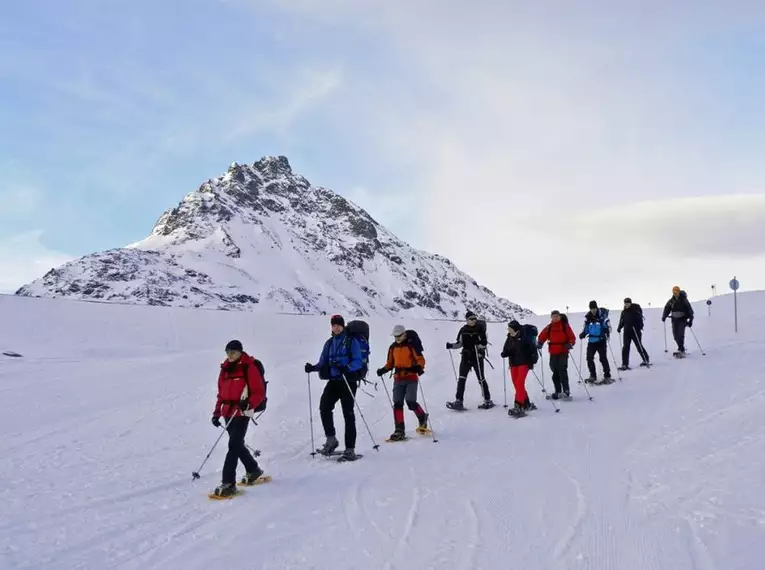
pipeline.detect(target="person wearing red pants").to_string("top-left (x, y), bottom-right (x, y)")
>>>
top-left (500, 320), bottom-right (539, 418)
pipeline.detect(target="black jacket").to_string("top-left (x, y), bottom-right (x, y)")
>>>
top-left (662, 291), bottom-right (694, 321)
top-left (618, 304), bottom-right (644, 332)
top-left (500, 333), bottom-right (536, 368)
top-left (449, 323), bottom-right (487, 356)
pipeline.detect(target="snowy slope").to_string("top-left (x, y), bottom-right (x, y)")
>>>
top-left (1, 292), bottom-right (764, 569)
top-left (14, 156), bottom-right (530, 320)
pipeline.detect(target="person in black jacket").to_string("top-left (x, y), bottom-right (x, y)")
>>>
top-left (445, 311), bottom-right (494, 410)
top-left (661, 286), bottom-right (694, 355)
top-left (500, 320), bottom-right (538, 417)
top-left (616, 297), bottom-right (650, 369)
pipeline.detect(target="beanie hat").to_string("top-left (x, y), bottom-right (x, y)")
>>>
top-left (550, 309), bottom-right (560, 316)
top-left (330, 314), bottom-right (345, 326)
top-left (225, 339), bottom-right (243, 352)
top-left (508, 320), bottom-right (521, 332)
top-left (589, 300), bottom-right (598, 309)
top-left (465, 310), bottom-right (476, 320)
top-left (623, 297), bottom-right (632, 304)
top-left (392, 324), bottom-right (406, 336)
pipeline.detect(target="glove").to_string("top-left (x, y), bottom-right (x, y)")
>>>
top-left (476, 345), bottom-right (486, 356)
top-left (446, 342), bottom-right (453, 349)
top-left (536, 342), bottom-right (543, 350)
top-left (376, 367), bottom-right (387, 377)
top-left (304, 362), bottom-right (314, 373)
top-left (411, 365), bottom-right (424, 375)
top-left (579, 331), bottom-right (587, 339)
top-left (687, 319), bottom-right (693, 328)
top-left (567, 343), bottom-right (574, 350)
top-left (661, 317), bottom-right (666, 322)
top-left (500, 350), bottom-right (508, 358)
top-left (617, 326), bottom-right (623, 333)
top-left (239, 400), bottom-right (250, 411)
top-left (211, 416), bottom-right (221, 428)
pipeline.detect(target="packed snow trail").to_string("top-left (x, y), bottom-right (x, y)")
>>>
top-left (1, 294), bottom-right (764, 569)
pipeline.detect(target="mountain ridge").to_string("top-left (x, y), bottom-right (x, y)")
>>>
top-left (16, 156), bottom-right (533, 320)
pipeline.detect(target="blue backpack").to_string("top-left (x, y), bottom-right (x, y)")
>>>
top-left (585, 308), bottom-right (610, 342)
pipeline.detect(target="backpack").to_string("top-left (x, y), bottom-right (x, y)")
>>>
top-left (560, 314), bottom-right (569, 325)
top-left (345, 320), bottom-right (370, 378)
top-left (521, 324), bottom-right (539, 365)
top-left (405, 329), bottom-right (424, 355)
top-left (242, 358), bottom-right (267, 412)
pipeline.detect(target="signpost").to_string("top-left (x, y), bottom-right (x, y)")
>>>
top-left (729, 277), bottom-right (739, 332)
top-left (706, 299), bottom-right (712, 316)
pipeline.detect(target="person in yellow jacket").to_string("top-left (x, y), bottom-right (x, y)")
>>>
top-left (376, 325), bottom-right (429, 440)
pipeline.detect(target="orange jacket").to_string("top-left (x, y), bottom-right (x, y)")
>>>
top-left (384, 340), bottom-right (425, 381)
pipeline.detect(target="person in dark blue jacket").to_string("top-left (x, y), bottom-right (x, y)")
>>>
top-left (579, 300), bottom-right (613, 384)
top-left (304, 314), bottom-right (364, 460)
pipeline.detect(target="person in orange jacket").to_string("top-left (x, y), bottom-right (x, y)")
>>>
top-left (210, 340), bottom-right (267, 497)
top-left (376, 325), bottom-right (429, 441)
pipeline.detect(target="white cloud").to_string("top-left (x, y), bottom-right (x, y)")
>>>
top-left (262, 1), bottom-right (765, 312)
top-left (0, 231), bottom-right (74, 293)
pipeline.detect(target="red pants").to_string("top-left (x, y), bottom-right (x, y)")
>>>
top-left (510, 364), bottom-right (529, 405)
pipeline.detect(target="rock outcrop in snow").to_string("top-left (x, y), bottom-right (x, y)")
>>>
top-left (16, 156), bottom-right (532, 319)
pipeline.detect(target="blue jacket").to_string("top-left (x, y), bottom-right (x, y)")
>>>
top-left (315, 332), bottom-right (363, 380)
top-left (582, 309), bottom-right (611, 343)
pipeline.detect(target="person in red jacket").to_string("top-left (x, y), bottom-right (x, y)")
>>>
top-left (210, 340), bottom-right (267, 498)
top-left (537, 310), bottom-right (576, 400)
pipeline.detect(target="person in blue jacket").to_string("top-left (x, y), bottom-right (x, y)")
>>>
top-left (304, 314), bottom-right (364, 460)
top-left (579, 300), bottom-right (613, 384)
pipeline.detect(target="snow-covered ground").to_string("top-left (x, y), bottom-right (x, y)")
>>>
top-left (1, 292), bottom-right (764, 569)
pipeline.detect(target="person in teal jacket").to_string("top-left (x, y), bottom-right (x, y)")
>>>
top-left (304, 315), bottom-right (363, 460)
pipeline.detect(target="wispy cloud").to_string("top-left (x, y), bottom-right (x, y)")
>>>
top-left (0, 231), bottom-right (74, 293)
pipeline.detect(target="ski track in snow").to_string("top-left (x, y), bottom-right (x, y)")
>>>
top-left (1, 293), bottom-right (765, 569)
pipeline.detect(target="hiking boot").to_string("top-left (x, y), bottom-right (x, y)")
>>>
top-left (562, 391), bottom-right (572, 400)
top-left (508, 404), bottom-right (527, 418)
top-left (446, 400), bottom-right (465, 411)
top-left (639, 361), bottom-right (649, 367)
top-left (478, 399), bottom-right (495, 409)
top-left (213, 482), bottom-right (237, 497)
top-left (240, 467), bottom-right (264, 485)
top-left (585, 376), bottom-right (597, 384)
top-left (388, 430), bottom-right (407, 441)
top-left (418, 412), bottom-right (429, 429)
top-left (550, 392), bottom-right (562, 400)
top-left (617, 365), bottom-right (630, 371)
top-left (318, 436), bottom-right (339, 455)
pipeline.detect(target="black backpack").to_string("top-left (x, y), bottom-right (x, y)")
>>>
top-left (521, 324), bottom-right (539, 365)
top-left (405, 329), bottom-right (424, 355)
top-left (345, 320), bottom-right (371, 379)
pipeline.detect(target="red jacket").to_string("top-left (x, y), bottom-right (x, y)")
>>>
top-left (213, 352), bottom-right (266, 418)
top-left (538, 320), bottom-right (576, 355)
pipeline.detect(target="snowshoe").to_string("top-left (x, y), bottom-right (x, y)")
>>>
top-left (546, 392), bottom-right (562, 400)
top-left (386, 428), bottom-right (407, 442)
top-left (562, 391), bottom-right (572, 401)
top-left (673, 351), bottom-right (685, 358)
top-left (524, 401), bottom-right (537, 411)
top-left (209, 482), bottom-right (239, 500)
top-left (337, 449), bottom-right (362, 462)
top-left (508, 406), bottom-right (527, 418)
top-left (617, 365), bottom-right (630, 371)
top-left (415, 425), bottom-right (432, 435)
top-left (477, 399), bottom-right (495, 410)
top-left (418, 412), bottom-right (429, 429)
top-left (446, 400), bottom-right (466, 411)
top-left (639, 361), bottom-right (650, 367)
top-left (602, 376), bottom-right (615, 384)
top-left (317, 436), bottom-right (339, 456)
top-left (584, 376), bottom-right (597, 384)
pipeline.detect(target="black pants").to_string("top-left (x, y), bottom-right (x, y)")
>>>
top-left (455, 354), bottom-right (491, 401)
top-left (622, 328), bottom-right (649, 366)
top-left (222, 416), bottom-right (259, 485)
top-left (549, 353), bottom-right (570, 393)
top-left (671, 319), bottom-right (687, 351)
top-left (586, 341), bottom-right (611, 378)
top-left (319, 377), bottom-right (358, 449)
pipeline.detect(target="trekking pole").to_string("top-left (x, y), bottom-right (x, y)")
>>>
top-left (307, 372), bottom-right (316, 457)
top-left (631, 327), bottom-right (650, 366)
top-left (191, 427), bottom-right (227, 480)
top-left (538, 349), bottom-right (547, 394)
top-left (381, 372), bottom-right (394, 408)
top-left (474, 346), bottom-right (491, 392)
top-left (343, 374), bottom-right (380, 451)
top-left (579, 341), bottom-right (583, 373)
top-left (448, 349), bottom-right (459, 382)
top-left (607, 340), bottom-right (622, 381)
top-left (568, 352), bottom-right (594, 401)
top-left (501, 357), bottom-right (508, 408)
top-left (530, 369), bottom-right (559, 413)
top-left (689, 327), bottom-right (706, 355)
top-left (663, 321), bottom-right (668, 353)
top-left (417, 379), bottom-right (439, 443)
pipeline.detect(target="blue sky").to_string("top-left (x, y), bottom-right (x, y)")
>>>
top-left (2, 0), bottom-right (765, 312)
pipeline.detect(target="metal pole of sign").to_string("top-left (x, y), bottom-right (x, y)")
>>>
top-left (707, 299), bottom-right (712, 317)
top-left (729, 276), bottom-right (739, 333)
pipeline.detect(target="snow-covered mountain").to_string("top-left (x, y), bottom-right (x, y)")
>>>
top-left (16, 156), bottom-right (531, 319)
